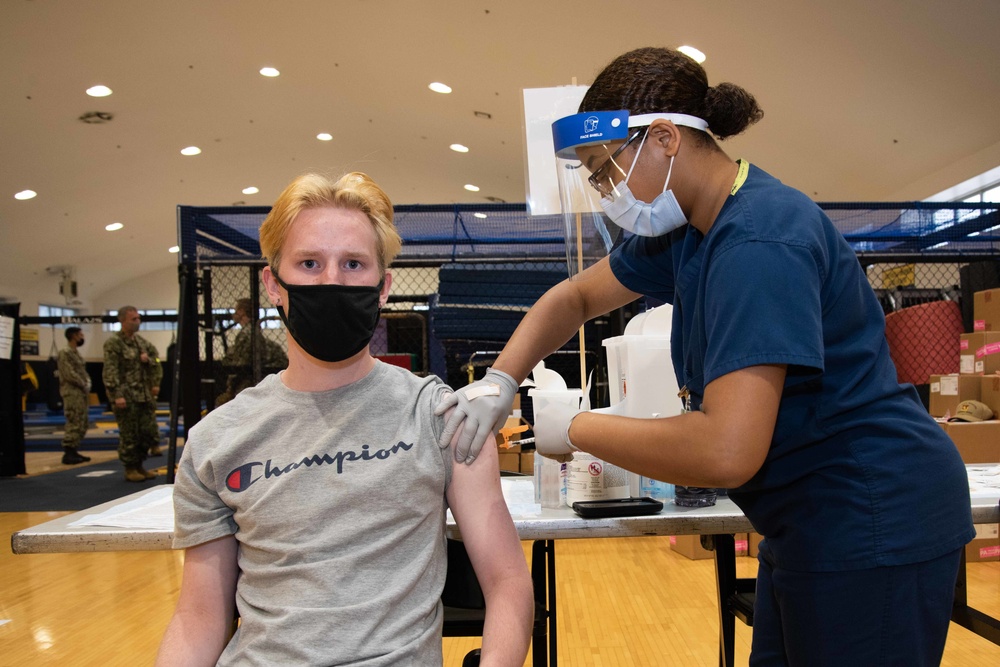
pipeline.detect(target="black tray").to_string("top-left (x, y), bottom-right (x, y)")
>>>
top-left (572, 497), bottom-right (664, 518)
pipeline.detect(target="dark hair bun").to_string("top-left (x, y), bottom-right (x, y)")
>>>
top-left (703, 83), bottom-right (764, 140)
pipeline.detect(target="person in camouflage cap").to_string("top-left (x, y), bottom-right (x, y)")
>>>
top-left (102, 306), bottom-right (163, 482)
top-left (218, 297), bottom-right (287, 404)
top-left (57, 326), bottom-right (93, 465)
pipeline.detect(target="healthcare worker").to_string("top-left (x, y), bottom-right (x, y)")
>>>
top-left (438, 47), bottom-right (975, 666)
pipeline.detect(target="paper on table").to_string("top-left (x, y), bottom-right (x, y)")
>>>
top-left (447, 477), bottom-right (541, 524)
top-left (68, 486), bottom-right (175, 530)
top-left (501, 477), bottom-right (541, 516)
top-left (967, 465), bottom-right (1000, 497)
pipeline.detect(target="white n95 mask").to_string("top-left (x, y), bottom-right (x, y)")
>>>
top-left (599, 131), bottom-right (688, 237)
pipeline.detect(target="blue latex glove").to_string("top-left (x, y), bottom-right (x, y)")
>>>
top-left (533, 399), bottom-right (581, 460)
top-left (435, 368), bottom-right (519, 463)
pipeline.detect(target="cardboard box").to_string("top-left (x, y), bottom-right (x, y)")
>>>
top-left (959, 332), bottom-right (1000, 375)
top-left (734, 533), bottom-right (749, 557)
top-left (973, 288), bottom-right (1000, 332)
top-left (669, 534), bottom-right (714, 560)
top-left (940, 421), bottom-right (1000, 463)
top-left (519, 451), bottom-right (535, 475)
top-left (928, 374), bottom-right (982, 417)
top-left (497, 451), bottom-right (521, 473)
top-left (966, 523), bottom-right (1000, 562)
top-left (669, 533), bottom-right (749, 560)
top-left (748, 532), bottom-right (764, 558)
top-left (979, 374), bottom-right (1000, 418)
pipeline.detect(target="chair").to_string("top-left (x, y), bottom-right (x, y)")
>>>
top-left (442, 537), bottom-right (553, 666)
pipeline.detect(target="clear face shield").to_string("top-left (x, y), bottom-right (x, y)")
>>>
top-left (551, 110), bottom-right (631, 277)
top-left (551, 111), bottom-right (711, 274)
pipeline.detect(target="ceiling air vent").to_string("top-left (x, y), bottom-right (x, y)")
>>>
top-left (79, 111), bottom-right (114, 124)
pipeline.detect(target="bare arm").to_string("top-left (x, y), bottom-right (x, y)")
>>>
top-left (495, 255), bottom-right (782, 488)
top-left (155, 535), bottom-right (239, 667)
top-left (494, 257), bottom-right (639, 383)
top-left (446, 443), bottom-right (534, 666)
top-left (570, 364), bottom-right (786, 489)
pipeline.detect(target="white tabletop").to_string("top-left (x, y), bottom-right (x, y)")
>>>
top-left (11, 469), bottom-right (1000, 555)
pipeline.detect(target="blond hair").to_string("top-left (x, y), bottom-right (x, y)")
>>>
top-left (258, 172), bottom-right (401, 275)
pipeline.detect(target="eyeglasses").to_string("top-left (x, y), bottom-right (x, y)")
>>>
top-left (587, 127), bottom-right (646, 197)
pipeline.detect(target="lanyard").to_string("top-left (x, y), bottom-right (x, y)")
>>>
top-left (731, 159), bottom-right (750, 196)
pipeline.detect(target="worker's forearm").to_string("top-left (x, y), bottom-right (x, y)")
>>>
top-left (569, 365), bottom-right (783, 488)
top-left (569, 410), bottom-right (744, 488)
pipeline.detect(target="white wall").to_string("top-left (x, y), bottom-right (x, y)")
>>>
top-left (18, 265), bottom-right (180, 363)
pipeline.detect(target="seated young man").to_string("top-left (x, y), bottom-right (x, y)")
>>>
top-left (156, 172), bottom-right (534, 666)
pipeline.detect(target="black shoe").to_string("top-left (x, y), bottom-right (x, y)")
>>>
top-left (62, 450), bottom-right (89, 465)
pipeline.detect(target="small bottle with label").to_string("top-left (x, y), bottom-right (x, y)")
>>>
top-left (639, 475), bottom-right (674, 503)
top-left (534, 451), bottom-right (565, 508)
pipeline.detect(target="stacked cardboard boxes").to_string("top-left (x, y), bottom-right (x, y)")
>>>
top-left (929, 290), bottom-right (1000, 562)
top-left (928, 288), bottom-right (1000, 421)
top-left (929, 288), bottom-right (1000, 473)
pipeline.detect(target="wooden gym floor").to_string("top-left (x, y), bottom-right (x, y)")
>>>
top-left (2, 452), bottom-right (998, 666)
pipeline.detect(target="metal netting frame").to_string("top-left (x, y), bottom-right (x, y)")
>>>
top-left (173, 201), bottom-right (1000, 466)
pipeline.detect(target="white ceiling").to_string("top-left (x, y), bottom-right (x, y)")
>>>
top-left (3, 0), bottom-right (1000, 305)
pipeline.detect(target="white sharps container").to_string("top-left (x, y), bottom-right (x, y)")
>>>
top-left (603, 305), bottom-right (681, 418)
top-left (601, 305), bottom-right (682, 497)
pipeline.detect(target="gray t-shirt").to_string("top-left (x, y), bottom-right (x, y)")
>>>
top-left (173, 362), bottom-right (454, 666)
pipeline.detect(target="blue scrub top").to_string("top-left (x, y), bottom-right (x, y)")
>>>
top-left (609, 162), bottom-right (974, 571)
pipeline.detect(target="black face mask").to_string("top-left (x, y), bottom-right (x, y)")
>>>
top-left (77, 337), bottom-right (85, 347)
top-left (272, 271), bottom-right (383, 363)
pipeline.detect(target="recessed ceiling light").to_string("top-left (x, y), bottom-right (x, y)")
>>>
top-left (260, 67), bottom-right (280, 77)
top-left (450, 144), bottom-right (469, 153)
top-left (474, 212), bottom-right (488, 219)
top-left (105, 222), bottom-right (124, 231)
top-left (180, 146), bottom-right (201, 156)
top-left (14, 189), bottom-right (37, 200)
top-left (168, 245), bottom-right (180, 253)
top-left (242, 186), bottom-right (259, 195)
top-left (86, 85), bottom-right (113, 97)
top-left (677, 45), bottom-right (706, 63)
top-left (317, 133), bottom-right (333, 141)
top-left (464, 184), bottom-right (480, 192)
top-left (429, 82), bottom-right (452, 94)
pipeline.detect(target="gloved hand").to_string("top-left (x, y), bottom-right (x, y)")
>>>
top-left (435, 368), bottom-right (519, 463)
top-left (533, 400), bottom-right (581, 461)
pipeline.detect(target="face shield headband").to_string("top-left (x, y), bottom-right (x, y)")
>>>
top-left (551, 111), bottom-right (709, 160)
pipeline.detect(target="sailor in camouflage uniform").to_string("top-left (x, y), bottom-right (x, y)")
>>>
top-left (57, 326), bottom-right (93, 465)
top-left (218, 298), bottom-right (287, 404)
top-left (102, 306), bottom-right (164, 482)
